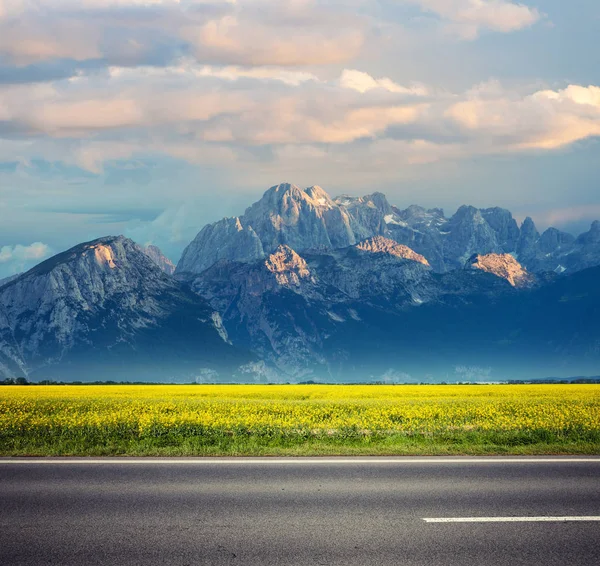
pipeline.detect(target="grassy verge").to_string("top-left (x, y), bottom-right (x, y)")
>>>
top-left (3, 427), bottom-right (600, 457)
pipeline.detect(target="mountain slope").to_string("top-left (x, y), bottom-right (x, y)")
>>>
top-left (0, 236), bottom-right (249, 381)
top-left (187, 233), bottom-right (599, 381)
top-left (142, 244), bottom-right (176, 275)
top-left (188, 239), bottom-right (522, 380)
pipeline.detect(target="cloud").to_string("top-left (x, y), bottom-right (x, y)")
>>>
top-left (0, 66), bottom-right (431, 167)
top-left (0, 0), bottom-right (366, 75)
top-left (535, 205), bottom-right (600, 228)
top-left (401, 0), bottom-right (541, 39)
top-left (445, 83), bottom-right (600, 150)
top-left (108, 62), bottom-right (319, 86)
top-left (183, 12), bottom-right (364, 66)
top-left (0, 241), bottom-right (52, 274)
top-left (0, 45), bottom-right (599, 178)
top-left (340, 69), bottom-right (428, 96)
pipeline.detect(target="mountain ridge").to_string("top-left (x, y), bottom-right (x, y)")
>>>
top-left (177, 183), bottom-right (599, 277)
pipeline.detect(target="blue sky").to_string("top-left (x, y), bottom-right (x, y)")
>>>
top-left (0, 0), bottom-right (599, 276)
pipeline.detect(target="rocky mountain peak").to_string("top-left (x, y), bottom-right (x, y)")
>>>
top-left (0, 235), bottom-right (247, 380)
top-left (453, 205), bottom-right (480, 220)
top-left (466, 253), bottom-right (533, 287)
top-left (23, 235), bottom-right (131, 278)
top-left (356, 236), bottom-right (430, 266)
top-left (176, 216), bottom-right (265, 275)
top-left (305, 185), bottom-right (335, 207)
top-left (265, 245), bottom-right (312, 286)
top-left (538, 228), bottom-right (575, 253)
top-left (395, 205), bottom-right (446, 228)
top-left (516, 216), bottom-right (540, 258)
top-left (365, 192), bottom-right (393, 214)
top-left (576, 220), bottom-right (600, 245)
top-left (142, 244), bottom-right (176, 275)
top-left (250, 182), bottom-right (308, 211)
top-left (480, 207), bottom-right (520, 250)
top-left (520, 216), bottom-right (538, 235)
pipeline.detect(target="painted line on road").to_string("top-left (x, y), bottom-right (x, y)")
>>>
top-left (423, 516), bottom-right (600, 523)
top-left (1, 458), bottom-right (600, 465)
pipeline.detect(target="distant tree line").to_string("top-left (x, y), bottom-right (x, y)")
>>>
top-left (1, 377), bottom-right (599, 385)
top-left (0, 378), bottom-right (159, 385)
top-left (1, 377), bottom-right (30, 385)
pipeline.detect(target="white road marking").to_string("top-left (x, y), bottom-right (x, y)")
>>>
top-left (0, 458), bottom-right (599, 465)
top-left (424, 517), bottom-right (600, 523)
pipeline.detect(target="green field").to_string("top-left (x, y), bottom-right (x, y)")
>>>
top-left (1, 384), bottom-right (599, 456)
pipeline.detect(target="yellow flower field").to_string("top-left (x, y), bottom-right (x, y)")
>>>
top-left (1, 384), bottom-right (599, 455)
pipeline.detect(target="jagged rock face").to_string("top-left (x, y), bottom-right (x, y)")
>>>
top-left (517, 216), bottom-right (540, 258)
top-left (466, 253), bottom-right (534, 288)
top-left (0, 236), bottom-right (248, 380)
top-left (178, 183), bottom-right (402, 277)
top-left (441, 206), bottom-right (500, 269)
top-left (265, 245), bottom-right (314, 287)
top-left (355, 236), bottom-right (430, 266)
top-left (242, 183), bottom-right (357, 253)
top-left (333, 192), bottom-right (390, 241)
top-left (177, 216), bottom-right (265, 275)
top-left (481, 208), bottom-right (521, 251)
top-left (538, 228), bottom-right (575, 254)
top-left (516, 219), bottom-right (600, 274)
top-left (142, 245), bottom-right (176, 275)
top-left (179, 183), bottom-right (596, 277)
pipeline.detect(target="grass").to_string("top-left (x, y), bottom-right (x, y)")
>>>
top-left (1, 384), bottom-right (599, 456)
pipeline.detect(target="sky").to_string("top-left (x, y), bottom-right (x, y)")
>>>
top-left (0, 0), bottom-right (599, 276)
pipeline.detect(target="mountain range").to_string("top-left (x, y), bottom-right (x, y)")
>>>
top-left (1, 183), bottom-right (599, 382)
top-left (177, 183), bottom-right (600, 276)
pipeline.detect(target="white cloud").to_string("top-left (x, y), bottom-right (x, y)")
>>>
top-left (445, 84), bottom-right (600, 150)
top-left (401, 0), bottom-right (541, 39)
top-left (0, 242), bottom-right (51, 268)
top-left (108, 62), bottom-right (319, 86)
top-left (340, 69), bottom-right (428, 96)
top-left (0, 65), bottom-right (599, 175)
top-left (0, 0), bottom-right (366, 67)
top-left (183, 12), bottom-right (364, 66)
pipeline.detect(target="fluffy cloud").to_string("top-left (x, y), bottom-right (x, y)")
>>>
top-left (183, 12), bottom-right (364, 66)
top-left (1, 66), bottom-right (598, 176)
top-left (0, 242), bottom-right (51, 275)
top-left (0, 0), bottom-right (365, 71)
top-left (0, 65), bottom-right (433, 171)
top-left (401, 0), bottom-right (541, 39)
top-left (340, 69), bottom-right (428, 96)
top-left (445, 83), bottom-right (600, 149)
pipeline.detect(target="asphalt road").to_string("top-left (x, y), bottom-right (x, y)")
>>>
top-left (1, 457), bottom-right (599, 566)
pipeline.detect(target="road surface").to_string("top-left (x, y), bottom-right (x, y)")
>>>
top-left (1, 457), bottom-right (599, 565)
